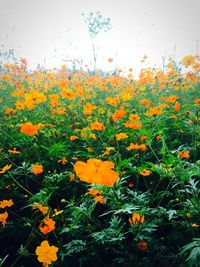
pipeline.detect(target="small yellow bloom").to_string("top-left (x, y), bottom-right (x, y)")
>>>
top-left (35, 240), bottom-right (58, 266)
top-left (0, 164), bottom-right (12, 174)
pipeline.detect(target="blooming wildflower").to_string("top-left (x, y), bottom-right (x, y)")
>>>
top-left (90, 121), bottom-right (105, 131)
top-left (0, 211), bottom-right (8, 226)
top-left (57, 157), bottom-right (68, 165)
top-left (89, 189), bottom-right (105, 204)
top-left (145, 106), bottom-right (163, 116)
top-left (8, 147), bottom-right (20, 154)
top-left (137, 240), bottom-right (148, 251)
top-left (39, 217), bottom-right (56, 235)
top-left (20, 122), bottom-right (42, 136)
top-left (83, 103), bottom-right (97, 115)
top-left (127, 143), bottom-right (147, 151)
top-left (106, 97), bottom-right (120, 106)
top-left (112, 108), bottom-right (127, 122)
top-left (69, 135), bottom-right (78, 141)
top-left (140, 169), bottom-right (151, 176)
top-left (93, 195), bottom-right (105, 204)
top-left (32, 164), bottom-right (43, 175)
top-left (129, 213), bottom-right (145, 227)
top-left (35, 240), bottom-right (58, 266)
top-left (124, 121), bottom-right (142, 130)
top-left (90, 133), bottom-right (96, 139)
top-left (4, 107), bottom-right (17, 115)
top-left (194, 98), bottom-right (200, 105)
top-left (140, 99), bottom-right (150, 107)
top-left (0, 164), bottom-right (12, 174)
top-left (32, 205), bottom-right (49, 215)
top-left (182, 55), bottom-right (196, 67)
top-left (116, 133), bottom-right (128, 141)
top-left (52, 209), bottom-right (64, 217)
top-left (173, 101), bottom-right (181, 112)
top-left (0, 199), bottom-right (14, 209)
top-left (129, 114), bottom-right (140, 120)
top-left (166, 95), bottom-right (178, 103)
top-left (74, 158), bottom-right (119, 186)
top-left (179, 151), bottom-right (190, 159)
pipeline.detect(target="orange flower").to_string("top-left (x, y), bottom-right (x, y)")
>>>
top-left (106, 97), bottom-right (120, 106)
top-left (124, 121), bottom-right (142, 130)
top-left (0, 199), bottom-right (14, 209)
top-left (35, 240), bottom-right (58, 266)
top-left (112, 108), bottom-right (127, 122)
top-left (0, 211), bottom-right (8, 226)
top-left (88, 189), bottom-right (105, 204)
top-left (57, 157), bottom-right (68, 165)
top-left (0, 164), bottom-right (12, 174)
top-left (179, 151), bottom-right (190, 159)
top-left (166, 95), bottom-right (178, 103)
top-left (32, 205), bottom-right (49, 214)
top-left (74, 158), bottom-right (119, 186)
top-left (129, 114), bottom-right (140, 120)
top-left (83, 103), bottom-right (97, 115)
top-left (194, 98), bottom-right (200, 105)
top-left (39, 217), bottom-right (56, 235)
top-left (69, 135), bottom-right (78, 141)
top-left (90, 133), bottom-right (96, 139)
top-left (116, 133), bottom-right (128, 140)
top-left (173, 101), bottom-right (181, 112)
top-left (145, 106), bottom-right (163, 116)
top-left (90, 121), bottom-right (105, 131)
top-left (20, 122), bottom-right (42, 135)
top-left (140, 169), bottom-right (151, 176)
top-left (129, 213), bottom-right (145, 227)
top-left (127, 143), bottom-right (147, 151)
top-left (93, 195), bottom-right (105, 204)
top-left (8, 147), bottom-right (20, 154)
top-left (140, 99), bottom-right (150, 108)
top-left (32, 164), bottom-right (43, 175)
top-left (137, 240), bottom-right (148, 251)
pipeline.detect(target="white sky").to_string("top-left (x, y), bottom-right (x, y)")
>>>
top-left (0, 0), bottom-right (199, 74)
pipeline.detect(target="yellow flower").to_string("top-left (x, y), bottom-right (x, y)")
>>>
top-left (8, 148), bottom-right (20, 154)
top-left (182, 55), bottom-right (196, 67)
top-left (57, 157), bottom-right (68, 165)
top-left (35, 240), bottom-right (58, 266)
top-left (0, 164), bottom-right (12, 174)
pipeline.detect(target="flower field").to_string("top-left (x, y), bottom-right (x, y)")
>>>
top-left (0, 56), bottom-right (200, 266)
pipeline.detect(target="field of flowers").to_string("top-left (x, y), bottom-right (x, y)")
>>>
top-left (0, 55), bottom-right (200, 267)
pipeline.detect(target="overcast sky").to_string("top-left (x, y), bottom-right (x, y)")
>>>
top-left (0, 0), bottom-right (199, 73)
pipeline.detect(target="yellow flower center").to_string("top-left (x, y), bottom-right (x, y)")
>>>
top-left (93, 159), bottom-right (102, 170)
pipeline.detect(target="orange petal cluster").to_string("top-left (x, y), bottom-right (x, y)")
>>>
top-left (35, 240), bottom-right (58, 266)
top-left (74, 158), bottom-right (119, 186)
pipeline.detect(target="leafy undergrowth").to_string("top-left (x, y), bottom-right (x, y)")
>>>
top-left (0, 55), bottom-right (200, 267)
